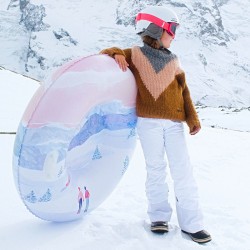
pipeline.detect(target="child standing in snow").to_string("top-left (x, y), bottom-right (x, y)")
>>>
top-left (100, 5), bottom-right (211, 244)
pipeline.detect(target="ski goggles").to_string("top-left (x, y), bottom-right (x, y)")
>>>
top-left (164, 22), bottom-right (179, 38)
top-left (136, 13), bottom-right (179, 38)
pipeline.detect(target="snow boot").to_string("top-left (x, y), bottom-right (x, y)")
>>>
top-left (151, 221), bottom-right (168, 234)
top-left (181, 230), bottom-right (212, 243)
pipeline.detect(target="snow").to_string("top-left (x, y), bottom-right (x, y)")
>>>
top-left (1, 65), bottom-right (250, 250)
top-left (0, 69), bottom-right (39, 132)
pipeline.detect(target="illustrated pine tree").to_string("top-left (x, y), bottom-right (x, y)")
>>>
top-left (24, 190), bottom-right (37, 203)
top-left (122, 156), bottom-right (129, 175)
top-left (128, 128), bottom-right (136, 139)
top-left (38, 188), bottom-right (52, 202)
top-left (92, 146), bottom-right (102, 160)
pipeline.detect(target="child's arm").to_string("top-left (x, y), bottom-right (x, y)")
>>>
top-left (100, 47), bottom-right (126, 58)
top-left (177, 73), bottom-right (201, 134)
top-left (100, 47), bottom-right (131, 71)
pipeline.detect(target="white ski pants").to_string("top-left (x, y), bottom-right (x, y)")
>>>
top-left (137, 117), bottom-right (204, 233)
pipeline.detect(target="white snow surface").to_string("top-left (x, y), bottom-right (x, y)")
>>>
top-left (1, 65), bottom-right (250, 250)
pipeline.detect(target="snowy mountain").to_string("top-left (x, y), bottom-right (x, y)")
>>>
top-left (0, 0), bottom-right (250, 108)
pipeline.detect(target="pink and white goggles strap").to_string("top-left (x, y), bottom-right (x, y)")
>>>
top-left (136, 13), bottom-right (179, 37)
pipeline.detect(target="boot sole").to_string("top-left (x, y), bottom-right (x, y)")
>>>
top-left (181, 230), bottom-right (212, 244)
top-left (151, 226), bottom-right (169, 234)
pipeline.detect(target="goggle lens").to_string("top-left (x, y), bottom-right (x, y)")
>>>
top-left (165, 23), bottom-right (179, 38)
top-left (170, 23), bottom-right (178, 34)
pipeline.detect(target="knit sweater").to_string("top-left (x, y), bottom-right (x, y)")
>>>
top-left (100, 44), bottom-right (200, 131)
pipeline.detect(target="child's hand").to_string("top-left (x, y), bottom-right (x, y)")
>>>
top-left (190, 126), bottom-right (201, 135)
top-left (114, 54), bottom-right (129, 72)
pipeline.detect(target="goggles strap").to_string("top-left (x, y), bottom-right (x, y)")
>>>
top-left (136, 13), bottom-right (171, 31)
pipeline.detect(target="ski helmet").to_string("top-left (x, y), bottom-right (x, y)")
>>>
top-left (135, 6), bottom-right (179, 39)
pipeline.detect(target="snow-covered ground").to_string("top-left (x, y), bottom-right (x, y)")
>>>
top-left (1, 67), bottom-right (250, 249)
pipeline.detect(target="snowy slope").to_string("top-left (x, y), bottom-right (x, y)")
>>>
top-left (1, 65), bottom-right (250, 250)
top-left (0, 0), bottom-right (250, 107)
top-left (0, 67), bottom-right (39, 132)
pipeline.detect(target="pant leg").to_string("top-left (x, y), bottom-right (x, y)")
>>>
top-left (78, 198), bottom-right (82, 212)
top-left (84, 198), bottom-right (89, 212)
top-left (163, 120), bottom-right (204, 233)
top-left (137, 117), bottom-right (172, 222)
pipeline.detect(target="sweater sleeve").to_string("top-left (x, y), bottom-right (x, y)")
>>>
top-left (99, 47), bottom-right (132, 68)
top-left (177, 73), bottom-right (201, 131)
top-left (99, 47), bottom-right (126, 58)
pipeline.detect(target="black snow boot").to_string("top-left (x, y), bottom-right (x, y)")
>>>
top-left (181, 230), bottom-right (212, 243)
top-left (151, 221), bottom-right (168, 234)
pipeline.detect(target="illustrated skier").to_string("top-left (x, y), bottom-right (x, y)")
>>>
top-left (77, 187), bottom-right (84, 214)
top-left (84, 186), bottom-right (90, 212)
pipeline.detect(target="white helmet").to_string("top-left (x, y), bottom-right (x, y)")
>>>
top-left (136, 6), bottom-right (179, 39)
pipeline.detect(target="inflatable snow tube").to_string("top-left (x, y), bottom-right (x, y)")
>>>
top-left (13, 54), bottom-right (137, 222)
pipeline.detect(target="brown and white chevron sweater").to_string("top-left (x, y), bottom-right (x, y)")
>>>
top-left (100, 44), bottom-right (200, 131)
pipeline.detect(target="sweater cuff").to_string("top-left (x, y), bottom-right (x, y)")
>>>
top-left (186, 119), bottom-right (201, 132)
top-left (100, 47), bottom-right (125, 58)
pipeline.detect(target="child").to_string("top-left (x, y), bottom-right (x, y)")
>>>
top-left (100, 5), bottom-right (211, 244)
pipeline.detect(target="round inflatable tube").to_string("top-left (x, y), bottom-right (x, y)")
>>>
top-left (13, 54), bottom-right (137, 222)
